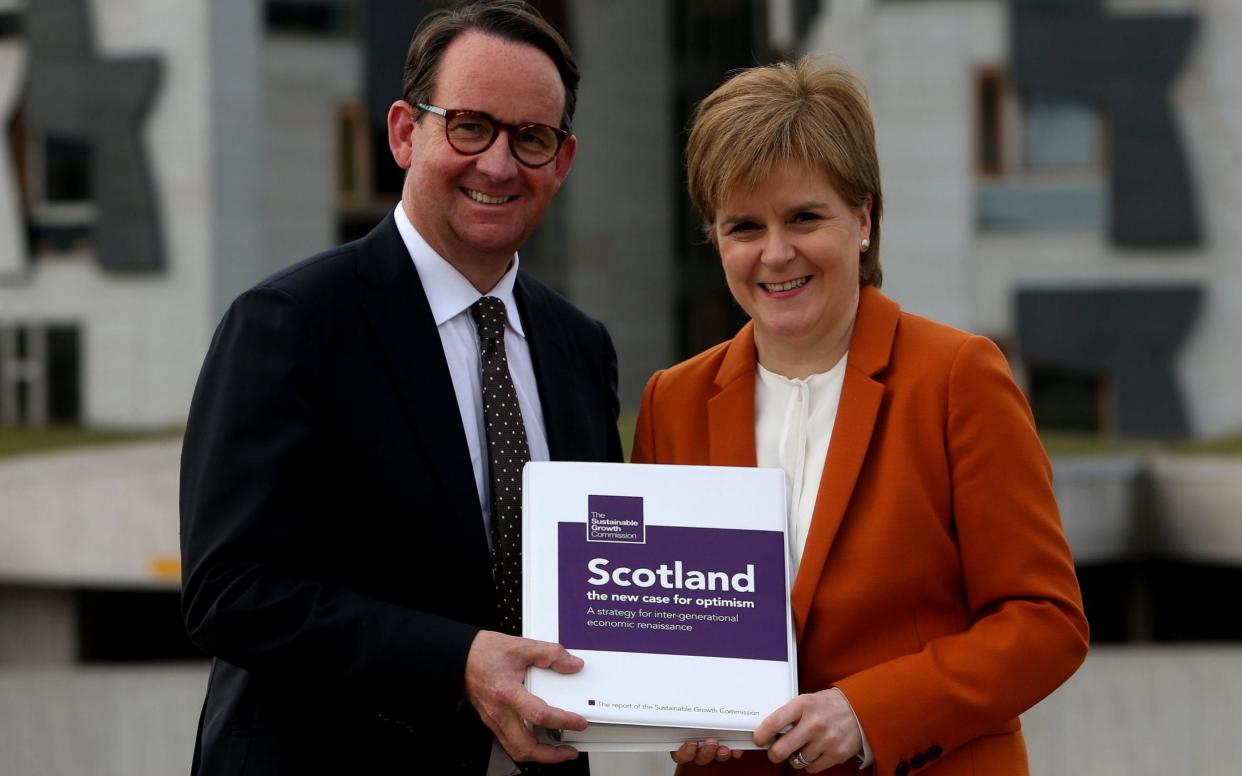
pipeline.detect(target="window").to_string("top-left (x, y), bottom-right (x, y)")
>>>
top-left (335, 99), bottom-right (373, 210)
top-left (976, 68), bottom-right (1007, 176)
top-left (0, 323), bottom-right (81, 426)
top-left (974, 68), bottom-right (1109, 233)
top-left (1025, 97), bottom-right (1100, 170)
top-left (41, 134), bottom-right (92, 201)
top-left (334, 99), bottom-right (392, 243)
top-left (1027, 364), bottom-right (1110, 434)
top-left (265, 0), bottom-right (356, 37)
top-left (7, 106), bottom-right (28, 202)
top-left (19, 125), bottom-right (98, 252)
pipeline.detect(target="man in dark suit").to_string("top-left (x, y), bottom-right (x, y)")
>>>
top-left (179, 3), bottom-right (621, 773)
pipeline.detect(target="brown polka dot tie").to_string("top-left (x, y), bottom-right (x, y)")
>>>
top-left (471, 296), bottom-right (529, 636)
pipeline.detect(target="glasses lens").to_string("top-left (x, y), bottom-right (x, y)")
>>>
top-left (445, 112), bottom-right (495, 153)
top-left (512, 125), bottom-right (560, 165)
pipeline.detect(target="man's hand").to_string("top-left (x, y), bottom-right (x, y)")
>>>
top-left (753, 688), bottom-right (862, 773)
top-left (465, 630), bottom-right (588, 764)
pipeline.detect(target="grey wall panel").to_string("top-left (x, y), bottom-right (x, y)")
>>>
top-left (25, 0), bottom-right (164, 272)
top-left (1011, 0), bottom-right (1200, 248)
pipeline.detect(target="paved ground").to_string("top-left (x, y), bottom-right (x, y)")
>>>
top-left (0, 647), bottom-right (1239, 776)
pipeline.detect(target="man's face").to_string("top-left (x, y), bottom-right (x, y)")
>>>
top-left (398, 30), bottom-right (575, 290)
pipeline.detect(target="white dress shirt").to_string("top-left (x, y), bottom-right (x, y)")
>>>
top-left (754, 356), bottom-right (846, 578)
top-left (393, 204), bottom-right (546, 776)
top-left (394, 204), bottom-right (550, 540)
top-left (753, 354), bottom-right (872, 768)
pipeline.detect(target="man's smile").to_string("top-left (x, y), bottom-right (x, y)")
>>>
top-left (463, 188), bottom-right (516, 205)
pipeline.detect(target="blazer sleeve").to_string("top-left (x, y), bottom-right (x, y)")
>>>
top-left (833, 335), bottom-right (1090, 768)
top-left (179, 286), bottom-right (479, 718)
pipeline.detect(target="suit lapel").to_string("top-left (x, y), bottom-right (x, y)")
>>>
top-left (790, 287), bottom-right (900, 640)
top-left (355, 215), bottom-right (484, 541)
top-left (514, 274), bottom-right (578, 460)
top-left (708, 324), bottom-right (759, 468)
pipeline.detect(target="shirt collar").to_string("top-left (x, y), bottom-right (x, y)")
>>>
top-left (393, 203), bottom-right (526, 337)
top-left (756, 351), bottom-right (849, 388)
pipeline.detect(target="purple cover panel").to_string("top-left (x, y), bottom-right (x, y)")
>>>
top-left (558, 520), bottom-right (787, 662)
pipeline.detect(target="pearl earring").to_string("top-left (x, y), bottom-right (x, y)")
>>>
top-left (860, 238), bottom-right (870, 253)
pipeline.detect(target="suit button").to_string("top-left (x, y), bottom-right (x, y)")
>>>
top-left (911, 754), bottom-right (927, 769)
top-left (896, 762), bottom-right (911, 776)
top-left (927, 745), bottom-right (943, 761)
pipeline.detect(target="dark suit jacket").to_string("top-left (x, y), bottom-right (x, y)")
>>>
top-left (633, 287), bottom-right (1088, 776)
top-left (180, 214), bottom-right (622, 775)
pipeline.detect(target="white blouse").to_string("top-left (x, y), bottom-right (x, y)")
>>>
top-left (754, 354), bottom-right (848, 578)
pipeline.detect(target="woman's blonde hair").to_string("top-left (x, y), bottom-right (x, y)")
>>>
top-left (686, 57), bottom-right (883, 287)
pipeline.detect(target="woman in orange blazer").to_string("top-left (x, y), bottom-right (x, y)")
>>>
top-left (631, 59), bottom-right (1089, 776)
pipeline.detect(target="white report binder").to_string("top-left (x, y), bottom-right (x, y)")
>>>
top-left (522, 461), bottom-right (797, 751)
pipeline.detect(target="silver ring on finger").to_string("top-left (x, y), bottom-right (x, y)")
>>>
top-left (791, 750), bottom-right (811, 769)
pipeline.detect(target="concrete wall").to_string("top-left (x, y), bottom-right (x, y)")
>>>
top-left (0, 665), bottom-right (205, 776)
top-left (206, 0), bottom-right (264, 324)
top-left (15, 441), bottom-right (1222, 587)
top-left (0, 441), bottom-right (181, 586)
top-left (3, 436), bottom-right (1239, 598)
top-left (567, 0), bottom-right (676, 410)
top-left (0, 588), bottom-right (76, 663)
top-left (261, 36), bottom-right (360, 275)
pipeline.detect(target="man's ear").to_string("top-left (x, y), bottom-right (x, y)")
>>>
top-left (552, 133), bottom-right (577, 187)
top-left (388, 100), bottom-right (416, 170)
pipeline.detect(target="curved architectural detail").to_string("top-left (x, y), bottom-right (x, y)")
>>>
top-left (25, 0), bottom-right (164, 272)
top-left (1011, 0), bottom-right (1200, 248)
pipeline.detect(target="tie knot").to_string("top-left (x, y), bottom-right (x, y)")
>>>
top-left (470, 296), bottom-right (507, 342)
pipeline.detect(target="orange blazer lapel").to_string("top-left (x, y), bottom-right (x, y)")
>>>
top-left (707, 323), bottom-right (759, 468)
top-left (791, 288), bottom-right (901, 640)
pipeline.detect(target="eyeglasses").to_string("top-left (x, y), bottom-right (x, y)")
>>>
top-left (415, 103), bottom-right (569, 168)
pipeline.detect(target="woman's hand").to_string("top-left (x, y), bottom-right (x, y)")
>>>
top-left (753, 688), bottom-right (862, 773)
top-left (670, 738), bottom-right (745, 766)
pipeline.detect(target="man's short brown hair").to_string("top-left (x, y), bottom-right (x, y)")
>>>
top-left (402, 1), bottom-right (579, 130)
top-left (686, 58), bottom-right (884, 287)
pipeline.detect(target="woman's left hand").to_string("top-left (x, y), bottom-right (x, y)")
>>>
top-left (753, 688), bottom-right (862, 773)
top-left (671, 738), bottom-right (745, 767)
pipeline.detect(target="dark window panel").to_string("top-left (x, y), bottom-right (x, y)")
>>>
top-left (1028, 365), bottom-right (1106, 433)
top-left (265, 0), bottom-right (356, 37)
top-left (46, 326), bottom-right (81, 423)
top-left (7, 107), bottom-right (29, 204)
top-left (43, 134), bottom-right (93, 202)
top-left (977, 69), bottom-right (1004, 175)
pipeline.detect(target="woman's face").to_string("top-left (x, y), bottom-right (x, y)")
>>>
top-left (714, 165), bottom-right (871, 366)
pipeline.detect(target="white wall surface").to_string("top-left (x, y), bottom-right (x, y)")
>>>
top-left (805, 0), bottom-right (1242, 437)
top-left (0, 0), bottom-right (215, 428)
